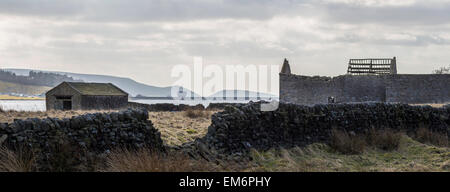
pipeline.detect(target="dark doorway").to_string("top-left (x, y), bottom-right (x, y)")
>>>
top-left (56, 96), bottom-right (72, 110)
top-left (63, 100), bottom-right (72, 110)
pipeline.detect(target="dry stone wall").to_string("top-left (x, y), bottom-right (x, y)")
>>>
top-left (127, 101), bottom-right (240, 111)
top-left (201, 102), bottom-right (450, 153)
top-left (0, 109), bottom-right (164, 171)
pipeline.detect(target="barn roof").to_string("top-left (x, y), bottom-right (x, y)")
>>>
top-left (65, 82), bottom-right (128, 96)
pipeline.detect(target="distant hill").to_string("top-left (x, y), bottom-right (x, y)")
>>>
top-left (2, 69), bottom-right (275, 99)
top-left (4, 69), bottom-right (198, 97)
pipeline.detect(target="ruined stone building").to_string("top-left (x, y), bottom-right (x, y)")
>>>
top-left (46, 82), bottom-right (128, 110)
top-left (347, 57), bottom-right (397, 75)
top-left (280, 58), bottom-right (450, 105)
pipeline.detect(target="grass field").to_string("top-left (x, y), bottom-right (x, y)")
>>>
top-left (0, 108), bottom-right (448, 172)
top-left (0, 80), bottom-right (51, 96)
top-left (0, 95), bottom-right (44, 100)
top-left (248, 136), bottom-right (449, 172)
top-left (149, 110), bottom-right (449, 172)
top-left (148, 110), bottom-right (218, 146)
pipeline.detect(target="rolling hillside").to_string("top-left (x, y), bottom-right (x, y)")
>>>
top-left (0, 80), bottom-right (51, 96)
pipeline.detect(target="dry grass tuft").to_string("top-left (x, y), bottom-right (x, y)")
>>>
top-left (367, 128), bottom-right (402, 151)
top-left (0, 147), bottom-right (35, 172)
top-left (248, 147), bottom-right (321, 172)
top-left (102, 148), bottom-right (217, 172)
top-left (330, 128), bottom-right (402, 154)
top-left (414, 127), bottom-right (448, 147)
top-left (330, 129), bottom-right (367, 154)
top-left (441, 160), bottom-right (450, 171)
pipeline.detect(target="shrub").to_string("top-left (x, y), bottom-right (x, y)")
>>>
top-left (43, 141), bottom-right (82, 172)
top-left (415, 127), bottom-right (448, 147)
top-left (329, 129), bottom-right (366, 154)
top-left (367, 128), bottom-right (402, 151)
top-left (330, 128), bottom-right (403, 154)
top-left (184, 109), bottom-right (208, 119)
top-left (186, 129), bottom-right (197, 134)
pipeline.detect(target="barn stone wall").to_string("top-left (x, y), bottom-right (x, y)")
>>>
top-left (46, 82), bottom-right (129, 111)
top-left (45, 83), bottom-right (82, 110)
top-left (280, 73), bottom-right (450, 105)
top-left (81, 95), bottom-right (128, 110)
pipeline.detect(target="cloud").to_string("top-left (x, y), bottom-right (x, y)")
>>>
top-left (1, 0), bottom-right (450, 25)
top-left (0, 0), bottom-right (449, 90)
top-left (322, 1), bottom-right (450, 25)
top-left (0, 0), bottom-right (306, 22)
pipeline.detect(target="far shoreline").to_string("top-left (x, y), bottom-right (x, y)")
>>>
top-left (0, 95), bottom-right (44, 100)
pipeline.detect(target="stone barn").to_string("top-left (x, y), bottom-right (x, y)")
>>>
top-left (46, 82), bottom-right (128, 110)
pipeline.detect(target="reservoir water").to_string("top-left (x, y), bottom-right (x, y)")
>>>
top-left (0, 98), bottom-right (269, 112)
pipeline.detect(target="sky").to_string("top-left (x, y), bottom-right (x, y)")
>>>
top-left (0, 0), bottom-right (449, 93)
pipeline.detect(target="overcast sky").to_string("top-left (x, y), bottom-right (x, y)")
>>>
top-left (0, 0), bottom-right (449, 89)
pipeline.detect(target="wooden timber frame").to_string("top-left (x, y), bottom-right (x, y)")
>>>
top-left (347, 57), bottom-right (397, 75)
